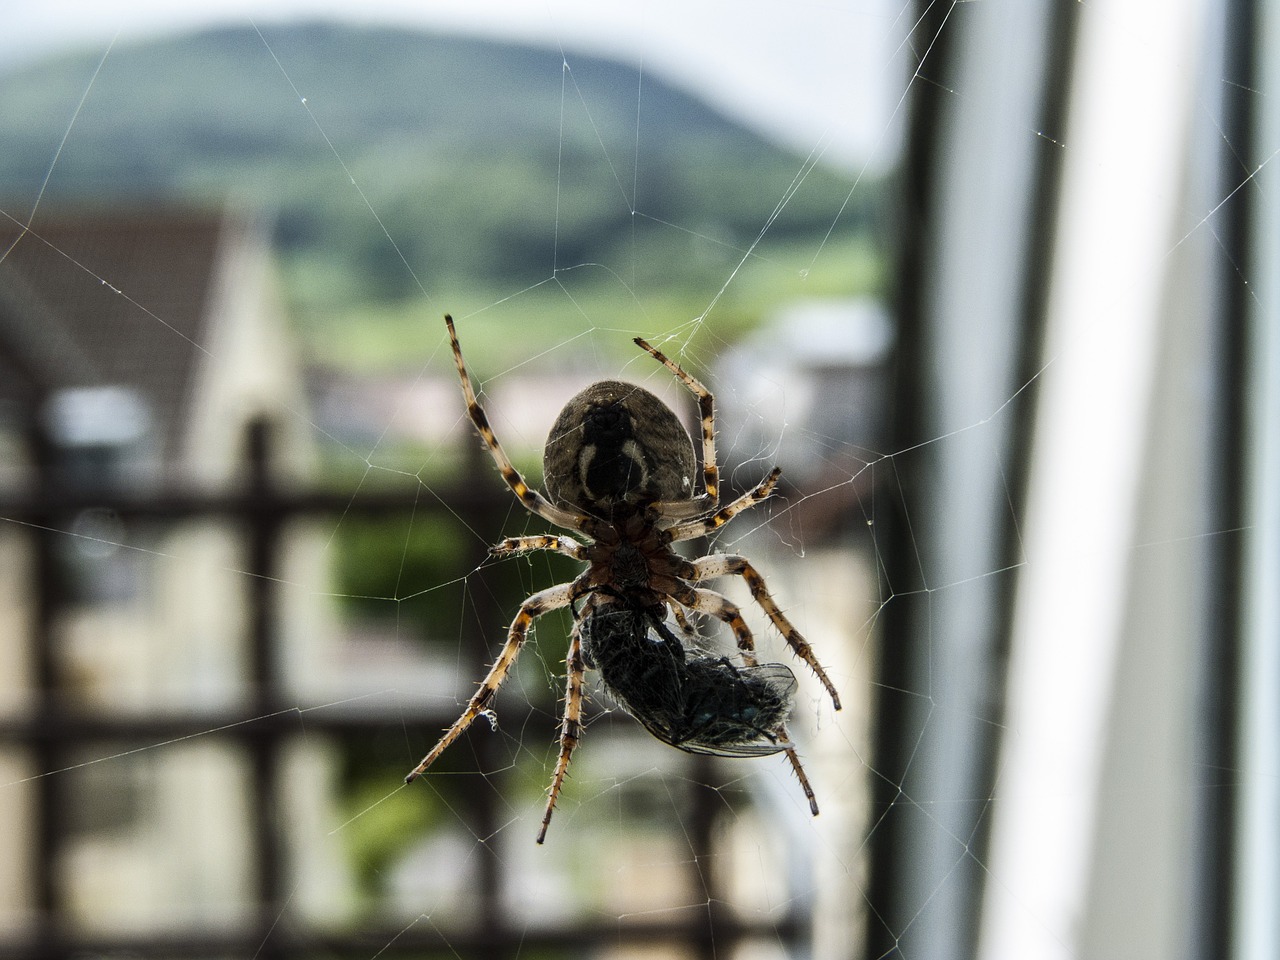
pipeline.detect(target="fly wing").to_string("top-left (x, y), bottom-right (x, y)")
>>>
top-left (662, 660), bottom-right (798, 758)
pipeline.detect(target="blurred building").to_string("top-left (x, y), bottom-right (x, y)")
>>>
top-left (0, 208), bottom-right (350, 937)
top-left (718, 297), bottom-right (892, 540)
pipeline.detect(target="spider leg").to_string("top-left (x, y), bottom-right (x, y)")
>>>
top-left (538, 626), bottom-right (587, 844)
top-left (680, 585), bottom-right (821, 816)
top-left (689, 555), bottom-right (841, 710)
top-left (634, 336), bottom-right (719, 512)
top-left (670, 603), bottom-right (695, 637)
top-left (445, 315), bottom-right (590, 531)
top-left (782, 740), bottom-right (820, 815)
top-left (492, 534), bottom-right (588, 561)
top-left (404, 581), bottom-right (576, 785)
top-left (664, 468), bottom-right (781, 542)
top-left (680, 586), bottom-right (759, 663)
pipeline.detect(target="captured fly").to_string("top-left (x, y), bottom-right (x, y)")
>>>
top-left (579, 601), bottom-right (797, 756)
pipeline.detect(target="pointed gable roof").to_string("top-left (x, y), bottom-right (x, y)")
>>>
top-left (0, 208), bottom-right (239, 464)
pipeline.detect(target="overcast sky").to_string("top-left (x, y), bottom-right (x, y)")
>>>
top-left (2, 0), bottom-right (907, 171)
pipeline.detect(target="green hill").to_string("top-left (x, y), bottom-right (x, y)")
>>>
top-left (0, 22), bottom-right (879, 361)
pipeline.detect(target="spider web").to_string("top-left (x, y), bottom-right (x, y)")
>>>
top-left (0, 1), bottom-right (1260, 958)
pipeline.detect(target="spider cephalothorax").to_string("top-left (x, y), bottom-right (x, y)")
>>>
top-left (405, 314), bottom-right (841, 843)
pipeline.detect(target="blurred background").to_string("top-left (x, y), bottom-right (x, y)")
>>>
top-left (0, 1), bottom-right (1271, 959)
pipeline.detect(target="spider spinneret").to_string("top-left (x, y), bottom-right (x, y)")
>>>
top-left (405, 314), bottom-right (841, 843)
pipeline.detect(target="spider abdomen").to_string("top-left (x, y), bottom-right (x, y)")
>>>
top-left (544, 380), bottom-right (695, 513)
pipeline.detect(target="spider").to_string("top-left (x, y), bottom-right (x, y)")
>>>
top-left (405, 314), bottom-right (842, 843)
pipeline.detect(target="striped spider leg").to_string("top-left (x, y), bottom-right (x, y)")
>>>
top-left (663, 464), bottom-right (841, 707)
top-left (404, 580), bottom-right (579, 787)
top-left (405, 317), bottom-right (595, 835)
top-left (688, 555), bottom-right (842, 711)
top-left (443, 314), bottom-right (591, 533)
top-left (632, 336), bottom-right (719, 519)
top-left (541, 626), bottom-right (586, 843)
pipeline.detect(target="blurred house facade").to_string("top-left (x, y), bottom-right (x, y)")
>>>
top-left (0, 208), bottom-right (350, 937)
